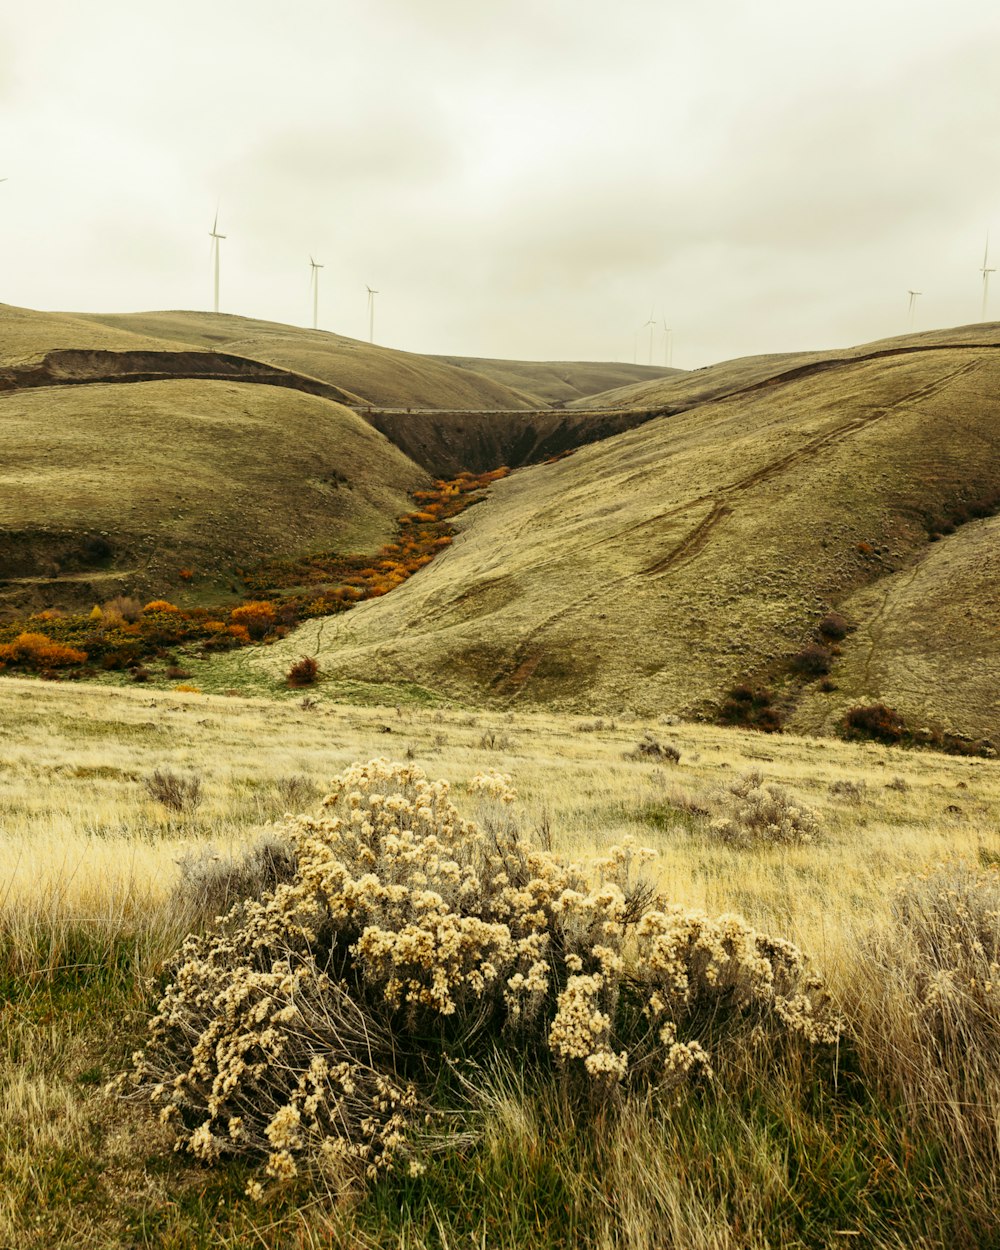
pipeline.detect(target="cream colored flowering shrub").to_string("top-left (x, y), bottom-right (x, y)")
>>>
top-left (706, 770), bottom-right (820, 848)
top-left (124, 759), bottom-right (840, 1189)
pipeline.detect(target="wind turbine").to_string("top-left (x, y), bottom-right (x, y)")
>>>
top-left (980, 236), bottom-right (995, 321)
top-left (309, 256), bottom-right (323, 330)
top-left (907, 289), bottom-right (921, 328)
top-left (662, 322), bottom-right (673, 367)
top-left (209, 210), bottom-right (225, 314)
top-left (644, 309), bottom-right (657, 365)
top-left (366, 285), bottom-right (379, 344)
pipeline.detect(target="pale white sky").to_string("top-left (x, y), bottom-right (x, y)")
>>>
top-left (2, 0), bottom-right (998, 366)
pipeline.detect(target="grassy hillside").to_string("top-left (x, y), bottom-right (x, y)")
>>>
top-left (0, 302), bottom-right (199, 365)
top-left (574, 321), bottom-right (1000, 411)
top-left (792, 513), bottom-right (1000, 743)
top-left (239, 338), bottom-right (1000, 743)
top-left (0, 379), bottom-right (426, 613)
top-left (431, 354), bottom-right (681, 406)
top-left (2, 677), bottom-right (999, 1248)
top-left (83, 310), bottom-right (541, 410)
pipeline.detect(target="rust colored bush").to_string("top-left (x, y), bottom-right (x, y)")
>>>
top-left (818, 611), bottom-right (850, 641)
top-left (791, 644), bottom-right (833, 677)
top-left (719, 686), bottom-right (783, 733)
top-left (287, 655), bottom-right (319, 687)
top-left (144, 599), bottom-right (179, 614)
top-left (842, 703), bottom-right (907, 744)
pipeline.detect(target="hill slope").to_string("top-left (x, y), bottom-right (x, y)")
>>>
top-left (573, 323), bottom-right (1000, 411)
top-left (0, 379), bottom-right (426, 613)
top-left (242, 336), bottom-right (1000, 742)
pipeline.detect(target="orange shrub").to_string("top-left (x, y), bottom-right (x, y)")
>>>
top-left (230, 601), bottom-right (277, 639)
top-left (0, 632), bottom-right (88, 668)
top-left (144, 599), bottom-right (179, 614)
top-left (226, 624), bottom-right (251, 643)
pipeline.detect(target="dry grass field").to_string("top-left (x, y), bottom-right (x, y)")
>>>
top-left (3, 308), bottom-right (999, 1245)
top-left (2, 675), bottom-right (999, 1247)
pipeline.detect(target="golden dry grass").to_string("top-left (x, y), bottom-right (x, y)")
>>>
top-left (2, 675), bottom-right (997, 987)
top-left (0, 302), bottom-right (190, 367)
top-left (2, 675), bottom-right (999, 1248)
top-left (429, 354), bottom-right (679, 407)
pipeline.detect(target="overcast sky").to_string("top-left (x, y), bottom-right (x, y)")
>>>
top-left (2, 0), bottom-right (998, 367)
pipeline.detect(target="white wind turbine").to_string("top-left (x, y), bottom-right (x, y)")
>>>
top-left (980, 236), bottom-right (996, 321)
top-left (907, 289), bottom-right (921, 328)
top-left (366, 285), bottom-right (379, 344)
top-left (309, 257), bottom-right (323, 330)
top-left (662, 321), bottom-right (673, 367)
top-left (643, 310), bottom-right (658, 365)
top-left (209, 210), bottom-right (226, 314)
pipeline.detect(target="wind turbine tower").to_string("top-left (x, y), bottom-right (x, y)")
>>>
top-left (310, 257), bottom-right (323, 330)
top-left (209, 211), bottom-right (226, 314)
top-left (366, 285), bottom-right (379, 344)
top-left (907, 289), bottom-right (921, 328)
top-left (980, 236), bottom-right (996, 321)
top-left (662, 322), bottom-right (673, 367)
top-left (644, 310), bottom-right (657, 365)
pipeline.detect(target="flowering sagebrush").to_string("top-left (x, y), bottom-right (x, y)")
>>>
top-left (706, 770), bottom-right (820, 848)
top-left (122, 759), bottom-right (840, 1190)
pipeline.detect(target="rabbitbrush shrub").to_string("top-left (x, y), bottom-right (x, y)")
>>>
top-left (121, 760), bottom-right (839, 1191)
top-left (706, 770), bottom-right (820, 848)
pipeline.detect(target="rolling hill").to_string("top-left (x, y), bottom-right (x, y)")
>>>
top-left (0, 376), bottom-right (426, 613)
top-left (240, 330), bottom-right (1000, 745)
top-left (81, 311), bottom-right (545, 410)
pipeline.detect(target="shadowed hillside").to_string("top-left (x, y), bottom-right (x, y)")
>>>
top-left (791, 514), bottom-right (1000, 743)
top-left (242, 335), bottom-right (1000, 742)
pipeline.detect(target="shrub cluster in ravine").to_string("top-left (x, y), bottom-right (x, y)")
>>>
top-left (0, 469), bottom-right (508, 679)
top-left (119, 759), bottom-right (840, 1193)
top-left (842, 704), bottom-right (995, 758)
top-left (718, 684), bottom-right (784, 732)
